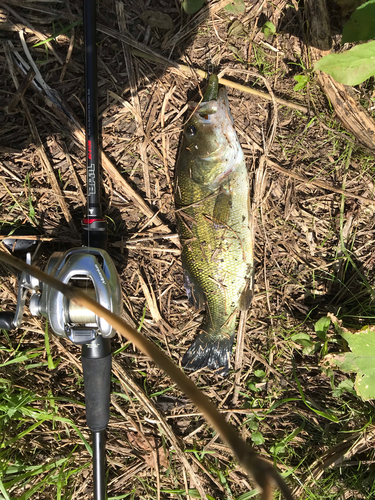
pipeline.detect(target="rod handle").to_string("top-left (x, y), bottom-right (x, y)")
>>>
top-left (82, 337), bottom-right (111, 432)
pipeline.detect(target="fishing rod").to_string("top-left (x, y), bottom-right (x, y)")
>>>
top-left (0, 1), bottom-right (121, 498)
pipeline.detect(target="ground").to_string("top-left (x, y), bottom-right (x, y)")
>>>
top-left (0, 0), bottom-right (375, 499)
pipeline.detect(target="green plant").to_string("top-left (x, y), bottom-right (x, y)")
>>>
top-left (323, 316), bottom-right (375, 401)
top-left (181, 0), bottom-right (205, 15)
top-left (225, 0), bottom-right (245, 14)
top-left (261, 21), bottom-right (276, 39)
top-left (293, 73), bottom-right (309, 91)
top-left (32, 21), bottom-right (81, 47)
top-left (315, 0), bottom-right (375, 85)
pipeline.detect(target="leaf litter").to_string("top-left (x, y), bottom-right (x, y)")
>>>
top-left (0, 0), bottom-right (375, 499)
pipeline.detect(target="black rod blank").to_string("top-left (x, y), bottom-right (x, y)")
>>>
top-left (82, 2), bottom-right (112, 499)
top-left (92, 431), bottom-right (106, 500)
top-left (84, 0), bottom-right (100, 217)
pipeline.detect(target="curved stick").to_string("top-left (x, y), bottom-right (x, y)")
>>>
top-left (0, 250), bottom-right (295, 500)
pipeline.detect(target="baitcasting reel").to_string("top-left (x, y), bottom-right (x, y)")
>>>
top-left (0, 244), bottom-right (122, 342)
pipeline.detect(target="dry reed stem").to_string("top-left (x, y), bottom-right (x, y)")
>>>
top-left (267, 159), bottom-right (375, 206)
top-left (0, 1), bottom-right (63, 63)
top-left (161, 85), bottom-right (176, 195)
top-left (232, 310), bottom-right (247, 405)
top-left (60, 141), bottom-right (86, 205)
top-left (137, 268), bottom-right (163, 323)
top-left (5, 67), bottom-right (35, 113)
top-left (7, 43), bottom-right (169, 230)
top-left (116, 1), bottom-right (151, 201)
top-left (112, 360), bottom-right (208, 500)
top-left (130, 48), bottom-right (309, 113)
top-left (0, 250), bottom-right (295, 500)
top-left (4, 41), bottom-right (78, 235)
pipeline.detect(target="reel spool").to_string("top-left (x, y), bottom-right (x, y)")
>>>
top-left (29, 247), bottom-right (122, 343)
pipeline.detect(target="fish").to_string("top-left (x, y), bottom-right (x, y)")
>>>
top-left (174, 75), bottom-right (254, 374)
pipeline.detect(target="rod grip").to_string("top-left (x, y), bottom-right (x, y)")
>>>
top-left (82, 349), bottom-right (111, 432)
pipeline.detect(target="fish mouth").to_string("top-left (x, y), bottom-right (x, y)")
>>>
top-left (189, 88), bottom-right (230, 124)
top-left (193, 88), bottom-right (235, 161)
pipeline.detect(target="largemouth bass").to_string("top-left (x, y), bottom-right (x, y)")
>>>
top-left (174, 75), bottom-right (254, 374)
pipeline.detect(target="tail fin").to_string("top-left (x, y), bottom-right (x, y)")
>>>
top-left (182, 332), bottom-right (234, 375)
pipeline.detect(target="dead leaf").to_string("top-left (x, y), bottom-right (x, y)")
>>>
top-left (140, 11), bottom-right (174, 30)
top-left (127, 432), bottom-right (169, 468)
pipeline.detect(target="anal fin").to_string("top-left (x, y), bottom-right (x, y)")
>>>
top-left (183, 268), bottom-right (205, 310)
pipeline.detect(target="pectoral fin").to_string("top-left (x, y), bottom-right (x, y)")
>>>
top-left (213, 189), bottom-right (233, 224)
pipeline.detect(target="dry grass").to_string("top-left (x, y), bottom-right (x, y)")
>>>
top-left (1, 1), bottom-right (375, 499)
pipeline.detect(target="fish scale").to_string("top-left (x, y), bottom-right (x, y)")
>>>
top-left (175, 79), bottom-right (253, 374)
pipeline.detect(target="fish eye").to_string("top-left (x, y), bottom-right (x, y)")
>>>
top-left (186, 125), bottom-right (196, 136)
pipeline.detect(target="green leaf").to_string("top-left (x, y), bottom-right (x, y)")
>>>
top-left (324, 326), bottom-right (375, 400)
top-left (261, 21), bottom-right (276, 39)
top-left (342, 0), bottom-right (375, 43)
top-left (332, 378), bottom-right (355, 397)
top-left (247, 381), bottom-right (261, 392)
top-left (291, 333), bottom-right (311, 342)
top-left (254, 369), bottom-right (266, 378)
top-left (32, 20), bottom-right (81, 47)
top-left (314, 40), bottom-right (375, 86)
top-left (293, 360), bottom-right (339, 422)
top-left (315, 316), bottom-right (331, 340)
top-left (251, 431), bottom-right (265, 445)
top-left (140, 10), bottom-right (174, 29)
top-left (302, 344), bottom-right (316, 355)
top-left (293, 74), bottom-right (309, 91)
top-left (246, 419), bottom-right (259, 431)
top-left (182, 0), bottom-right (205, 15)
top-left (235, 490), bottom-right (259, 500)
top-left (291, 332), bottom-right (313, 347)
top-left (225, 0), bottom-right (245, 14)
top-left (228, 20), bottom-right (247, 38)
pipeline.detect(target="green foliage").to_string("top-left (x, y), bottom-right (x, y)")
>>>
top-left (181, 0), bottom-right (205, 15)
top-left (224, 0), bottom-right (245, 14)
top-left (44, 321), bottom-right (60, 370)
top-left (293, 74), bottom-right (309, 91)
top-left (293, 361), bottom-right (339, 421)
top-left (250, 431), bottom-right (265, 445)
top-left (270, 423), bottom-right (304, 456)
top-left (342, 0), bottom-right (375, 43)
top-left (235, 491), bottom-right (259, 500)
top-left (324, 322), bottom-right (375, 401)
top-left (315, 1), bottom-right (375, 85)
top-left (314, 40), bottom-right (375, 85)
top-left (332, 378), bottom-right (356, 397)
top-left (32, 20), bottom-right (81, 47)
top-left (0, 381), bottom-right (90, 497)
top-left (261, 21), bottom-right (276, 39)
top-left (315, 316), bottom-right (331, 340)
